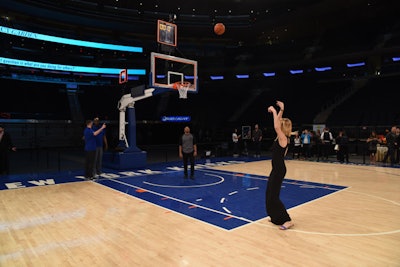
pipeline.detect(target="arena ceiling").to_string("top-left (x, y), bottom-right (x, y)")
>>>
top-left (0, 0), bottom-right (399, 81)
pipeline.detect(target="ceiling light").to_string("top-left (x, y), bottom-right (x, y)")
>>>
top-left (315, 67), bottom-right (332, 72)
top-left (346, 62), bottom-right (365, 67)
top-left (290, 69), bottom-right (303, 74)
top-left (263, 72), bottom-right (275, 77)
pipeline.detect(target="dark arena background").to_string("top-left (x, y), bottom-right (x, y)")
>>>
top-left (0, 0), bottom-right (399, 167)
top-left (0, 1), bottom-right (399, 266)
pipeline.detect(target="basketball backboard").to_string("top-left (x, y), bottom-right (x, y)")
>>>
top-left (150, 52), bottom-right (198, 93)
top-left (157, 20), bottom-right (177, 47)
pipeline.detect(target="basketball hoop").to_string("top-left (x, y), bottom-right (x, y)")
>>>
top-left (173, 81), bottom-right (191, 99)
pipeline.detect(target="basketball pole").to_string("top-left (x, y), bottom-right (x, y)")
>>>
top-left (116, 89), bottom-right (155, 151)
top-left (103, 73), bottom-right (156, 169)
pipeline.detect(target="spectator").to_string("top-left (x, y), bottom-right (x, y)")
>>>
top-left (335, 130), bottom-right (349, 163)
top-left (232, 128), bottom-right (241, 157)
top-left (292, 132), bottom-right (301, 159)
top-left (311, 130), bottom-right (322, 159)
top-left (382, 126), bottom-right (397, 166)
top-left (366, 130), bottom-right (381, 164)
top-left (300, 129), bottom-right (312, 159)
top-left (395, 127), bottom-right (400, 164)
top-left (252, 124), bottom-right (263, 158)
top-left (0, 125), bottom-right (17, 176)
top-left (321, 127), bottom-right (333, 160)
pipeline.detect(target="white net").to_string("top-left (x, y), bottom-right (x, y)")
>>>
top-left (176, 82), bottom-right (191, 99)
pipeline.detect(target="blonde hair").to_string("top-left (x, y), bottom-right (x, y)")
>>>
top-left (281, 118), bottom-right (292, 137)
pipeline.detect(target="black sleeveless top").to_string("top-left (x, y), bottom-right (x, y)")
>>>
top-left (271, 138), bottom-right (288, 177)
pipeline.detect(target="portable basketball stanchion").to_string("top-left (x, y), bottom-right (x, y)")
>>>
top-left (102, 70), bottom-right (155, 170)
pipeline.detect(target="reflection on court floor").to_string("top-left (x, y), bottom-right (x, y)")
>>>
top-left (0, 157), bottom-right (346, 230)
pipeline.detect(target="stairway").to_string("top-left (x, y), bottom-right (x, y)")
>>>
top-left (227, 88), bottom-right (266, 123)
top-left (313, 78), bottom-right (369, 124)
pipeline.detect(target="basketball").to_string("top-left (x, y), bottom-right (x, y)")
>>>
top-left (214, 23), bottom-right (225, 35)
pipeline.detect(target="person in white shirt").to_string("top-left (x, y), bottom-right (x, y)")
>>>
top-left (232, 128), bottom-right (241, 157)
top-left (292, 132), bottom-right (301, 159)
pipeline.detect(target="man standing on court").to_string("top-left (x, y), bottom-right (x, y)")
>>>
top-left (0, 125), bottom-right (17, 176)
top-left (93, 117), bottom-right (108, 176)
top-left (83, 119), bottom-right (106, 180)
top-left (179, 126), bottom-right (197, 179)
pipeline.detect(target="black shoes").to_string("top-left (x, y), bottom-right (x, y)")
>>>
top-left (184, 173), bottom-right (195, 180)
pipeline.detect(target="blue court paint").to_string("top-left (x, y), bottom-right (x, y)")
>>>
top-left (0, 157), bottom-right (347, 230)
top-left (0, 170), bottom-right (83, 190)
top-left (96, 158), bottom-right (347, 230)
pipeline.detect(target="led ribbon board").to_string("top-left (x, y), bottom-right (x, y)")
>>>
top-left (0, 26), bottom-right (143, 53)
top-left (0, 57), bottom-right (146, 75)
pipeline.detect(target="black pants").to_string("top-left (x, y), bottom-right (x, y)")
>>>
top-left (322, 142), bottom-right (331, 159)
top-left (383, 147), bottom-right (396, 165)
top-left (254, 141), bottom-right (261, 156)
top-left (94, 147), bottom-right (104, 174)
top-left (0, 151), bottom-right (11, 175)
top-left (85, 150), bottom-right (96, 178)
top-left (292, 145), bottom-right (301, 158)
top-left (302, 144), bottom-right (311, 158)
top-left (233, 142), bottom-right (239, 155)
top-left (266, 167), bottom-right (291, 225)
top-left (182, 151), bottom-right (195, 176)
top-left (337, 145), bottom-right (349, 163)
top-left (314, 143), bottom-right (322, 159)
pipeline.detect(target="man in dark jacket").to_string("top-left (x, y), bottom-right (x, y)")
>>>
top-left (382, 126), bottom-right (397, 166)
top-left (0, 125), bottom-right (17, 175)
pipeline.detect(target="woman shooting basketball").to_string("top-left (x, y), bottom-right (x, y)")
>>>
top-left (266, 100), bottom-right (294, 230)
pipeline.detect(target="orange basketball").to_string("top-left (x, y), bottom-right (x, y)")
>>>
top-left (214, 23), bottom-right (225, 35)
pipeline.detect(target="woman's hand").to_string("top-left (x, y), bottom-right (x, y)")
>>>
top-left (268, 106), bottom-right (275, 113)
top-left (276, 100), bottom-right (284, 111)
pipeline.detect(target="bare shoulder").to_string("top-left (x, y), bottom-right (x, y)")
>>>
top-left (277, 133), bottom-right (288, 148)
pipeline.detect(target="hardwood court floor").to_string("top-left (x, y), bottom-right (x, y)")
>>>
top-left (0, 160), bottom-right (399, 266)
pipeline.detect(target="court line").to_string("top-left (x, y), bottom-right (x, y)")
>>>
top-left (287, 159), bottom-right (400, 177)
top-left (103, 177), bottom-right (255, 226)
top-left (256, 223), bottom-right (400, 237)
top-left (142, 173), bottom-right (224, 188)
top-left (196, 168), bottom-right (345, 191)
top-left (97, 167), bottom-right (399, 236)
top-left (254, 187), bottom-right (400, 236)
top-left (346, 189), bottom-right (400, 206)
top-left (98, 168), bottom-right (348, 232)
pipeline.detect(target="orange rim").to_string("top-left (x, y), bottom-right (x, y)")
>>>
top-left (173, 81), bottom-right (191, 89)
